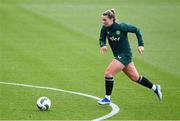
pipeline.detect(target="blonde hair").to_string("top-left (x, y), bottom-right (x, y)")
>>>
top-left (103, 8), bottom-right (116, 22)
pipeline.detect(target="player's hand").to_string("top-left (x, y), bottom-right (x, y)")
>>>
top-left (100, 46), bottom-right (107, 54)
top-left (138, 46), bottom-right (144, 54)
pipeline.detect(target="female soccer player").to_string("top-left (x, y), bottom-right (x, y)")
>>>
top-left (98, 9), bottom-right (162, 105)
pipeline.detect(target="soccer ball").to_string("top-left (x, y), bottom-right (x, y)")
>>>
top-left (37, 96), bottom-right (51, 111)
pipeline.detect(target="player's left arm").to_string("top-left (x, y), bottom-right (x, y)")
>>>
top-left (121, 23), bottom-right (144, 54)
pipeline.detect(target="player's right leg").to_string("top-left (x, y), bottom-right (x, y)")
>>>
top-left (123, 62), bottom-right (162, 100)
top-left (98, 59), bottom-right (125, 105)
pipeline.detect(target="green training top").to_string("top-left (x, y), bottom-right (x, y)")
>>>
top-left (99, 22), bottom-right (144, 57)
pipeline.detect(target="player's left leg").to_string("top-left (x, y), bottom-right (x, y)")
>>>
top-left (123, 62), bottom-right (162, 100)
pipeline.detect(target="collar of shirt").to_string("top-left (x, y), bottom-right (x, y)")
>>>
top-left (106, 22), bottom-right (116, 30)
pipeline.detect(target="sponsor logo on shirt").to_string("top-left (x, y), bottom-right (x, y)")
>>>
top-left (109, 36), bottom-right (120, 41)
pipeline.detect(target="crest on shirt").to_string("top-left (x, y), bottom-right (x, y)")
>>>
top-left (116, 30), bottom-right (121, 35)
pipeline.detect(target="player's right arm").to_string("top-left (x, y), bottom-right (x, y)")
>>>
top-left (99, 27), bottom-right (108, 54)
top-left (120, 23), bottom-right (144, 54)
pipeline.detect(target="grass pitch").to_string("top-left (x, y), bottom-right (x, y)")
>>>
top-left (0, 0), bottom-right (180, 120)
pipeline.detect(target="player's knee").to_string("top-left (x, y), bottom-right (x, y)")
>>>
top-left (130, 75), bottom-right (139, 82)
top-left (105, 70), bottom-right (113, 78)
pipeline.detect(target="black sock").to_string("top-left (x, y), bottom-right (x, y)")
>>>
top-left (105, 77), bottom-right (114, 95)
top-left (137, 76), bottom-right (153, 89)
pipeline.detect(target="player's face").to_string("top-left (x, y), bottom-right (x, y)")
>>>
top-left (102, 16), bottom-right (113, 27)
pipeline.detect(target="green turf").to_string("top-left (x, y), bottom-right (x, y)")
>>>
top-left (0, 0), bottom-right (180, 120)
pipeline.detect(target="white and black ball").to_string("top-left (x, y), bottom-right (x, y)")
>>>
top-left (37, 96), bottom-right (51, 111)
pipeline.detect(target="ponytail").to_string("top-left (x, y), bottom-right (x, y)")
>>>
top-left (103, 8), bottom-right (116, 22)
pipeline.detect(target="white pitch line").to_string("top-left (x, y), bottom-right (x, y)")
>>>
top-left (0, 81), bottom-right (120, 121)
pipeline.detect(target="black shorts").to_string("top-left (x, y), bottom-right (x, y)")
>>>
top-left (114, 53), bottom-right (132, 66)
